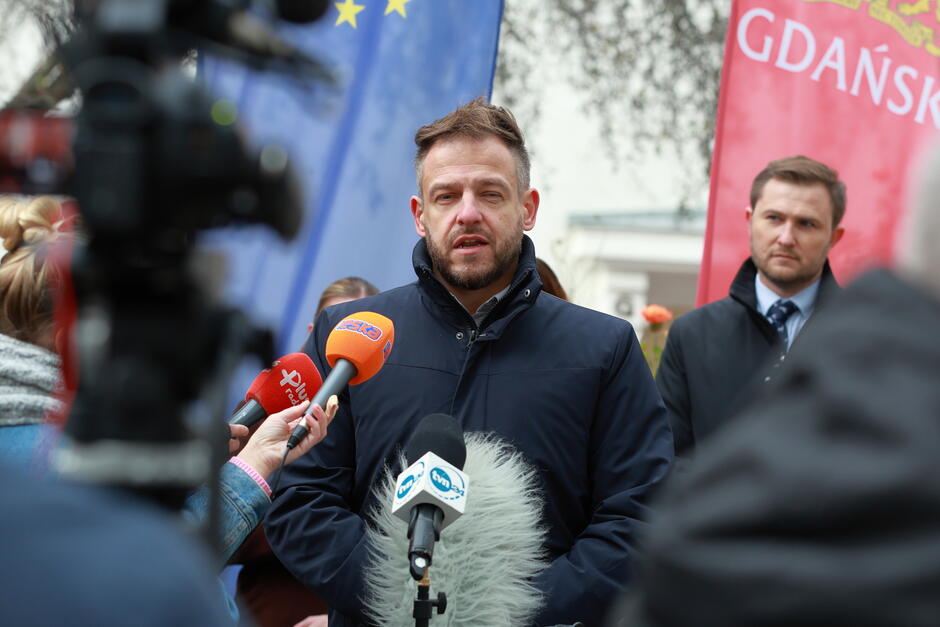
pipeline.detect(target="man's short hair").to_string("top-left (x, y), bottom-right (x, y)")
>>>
top-left (413, 97), bottom-right (530, 197)
top-left (750, 155), bottom-right (847, 227)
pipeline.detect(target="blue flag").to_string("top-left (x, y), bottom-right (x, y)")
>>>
top-left (200, 1), bottom-right (504, 385)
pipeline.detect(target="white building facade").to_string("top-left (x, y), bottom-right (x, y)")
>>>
top-left (553, 211), bottom-right (705, 330)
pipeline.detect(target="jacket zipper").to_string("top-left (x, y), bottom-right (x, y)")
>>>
top-left (449, 327), bottom-right (479, 416)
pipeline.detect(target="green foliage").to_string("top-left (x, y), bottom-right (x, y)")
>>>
top-left (640, 323), bottom-right (669, 376)
top-left (641, 341), bottom-right (665, 376)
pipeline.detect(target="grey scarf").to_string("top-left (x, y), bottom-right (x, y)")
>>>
top-left (0, 333), bottom-right (63, 426)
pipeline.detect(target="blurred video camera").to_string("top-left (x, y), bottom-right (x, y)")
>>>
top-left (0, 0), bottom-right (329, 533)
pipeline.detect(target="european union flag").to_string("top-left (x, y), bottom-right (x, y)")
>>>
top-left (200, 1), bottom-right (504, 368)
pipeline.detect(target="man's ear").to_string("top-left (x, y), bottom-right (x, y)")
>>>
top-left (830, 225), bottom-right (845, 248)
top-left (521, 188), bottom-right (539, 231)
top-left (410, 196), bottom-right (426, 237)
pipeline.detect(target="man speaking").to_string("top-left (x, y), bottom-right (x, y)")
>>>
top-left (264, 99), bottom-right (673, 626)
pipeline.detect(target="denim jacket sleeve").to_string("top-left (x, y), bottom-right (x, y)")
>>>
top-left (185, 461), bottom-right (271, 563)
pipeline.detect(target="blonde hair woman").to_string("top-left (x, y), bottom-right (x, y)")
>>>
top-left (0, 195), bottom-right (71, 463)
top-left (306, 276), bottom-right (379, 333)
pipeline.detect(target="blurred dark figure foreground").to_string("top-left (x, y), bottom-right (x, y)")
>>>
top-left (613, 144), bottom-right (940, 627)
top-left (0, 464), bottom-right (232, 626)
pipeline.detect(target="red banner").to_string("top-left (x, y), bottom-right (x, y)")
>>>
top-left (699, 0), bottom-right (940, 304)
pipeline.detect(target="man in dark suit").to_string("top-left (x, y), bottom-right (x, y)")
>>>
top-left (656, 155), bottom-right (846, 455)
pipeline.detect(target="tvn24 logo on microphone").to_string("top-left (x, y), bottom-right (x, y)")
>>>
top-left (396, 461), bottom-right (426, 500)
top-left (429, 465), bottom-right (465, 501)
top-left (391, 452), bottom-right (469, 531)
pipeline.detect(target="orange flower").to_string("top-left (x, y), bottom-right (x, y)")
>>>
top-left (641, 304), bottom-right (674, 324)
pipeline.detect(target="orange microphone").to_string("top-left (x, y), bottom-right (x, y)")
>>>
top-left (286, 311), bottom-right (395, 449)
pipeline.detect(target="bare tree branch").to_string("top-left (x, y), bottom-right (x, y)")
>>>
top-left (497, 0), bottom-right (729, 205)
top-left (4, 0), bottom-right (74, 48)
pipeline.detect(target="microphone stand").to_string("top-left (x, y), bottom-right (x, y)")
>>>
top-left (412, 568), bottom-right (446, 627)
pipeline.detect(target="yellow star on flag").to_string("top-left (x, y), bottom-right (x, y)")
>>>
top-left (335, 0), bottom-right (366, 28)
top-left (384, 0), bottom-right (410, 18)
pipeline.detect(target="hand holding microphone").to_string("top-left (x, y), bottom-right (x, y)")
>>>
top-left (287, 312), bottom-right (395, 449)
top-left (236, 397), bottom-right (338, 479)
top-left (230, 353), bottom-right (323, 428)
top-left (224, 352), bottom-right (334, 477)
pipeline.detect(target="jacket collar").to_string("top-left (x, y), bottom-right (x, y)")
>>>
top-left (729, 257), bottom-right (841, 313)
top-left (412, 235), bottom-right (542, 332)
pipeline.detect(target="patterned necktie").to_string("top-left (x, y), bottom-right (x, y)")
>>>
top-left (766, 299), bottom-right (799, 346)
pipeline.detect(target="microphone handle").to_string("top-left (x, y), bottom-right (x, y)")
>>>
top-left (287, 359), bottom-right (357, 449)
top-left (229, 399), bottom-right (265, 427)
top-left (408, 504), bottom-right (444, 580)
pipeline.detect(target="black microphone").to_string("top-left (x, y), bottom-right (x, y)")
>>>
top-left (399, 413), bottom-right (467, 580)
top-left (404, 414), bottom-right (467, 468)
top-left (364, 432), bottom-right (547, 625)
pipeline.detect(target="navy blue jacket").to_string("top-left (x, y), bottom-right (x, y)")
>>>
top-left (265, 236), bottom-right (673, 626)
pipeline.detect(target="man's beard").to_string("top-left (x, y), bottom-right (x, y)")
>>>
top-left (753, 248), bottom-right (825, 292)
top-left (426, 228), bottom-right (523, 291)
